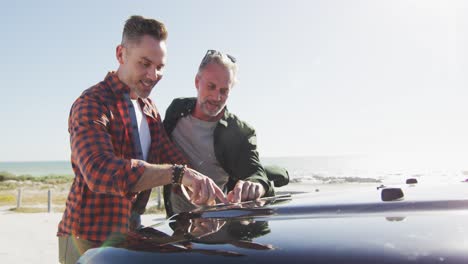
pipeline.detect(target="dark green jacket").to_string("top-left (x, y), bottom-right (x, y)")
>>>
top-left (163, 97), bottom-right (275, 214)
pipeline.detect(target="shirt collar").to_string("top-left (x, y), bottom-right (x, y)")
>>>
top-left (140, 98), bottom-right (158, 119)
top-left (106, 71), bottom-right (158, 119)
top-left (105, 71), bottom-right (131, 95)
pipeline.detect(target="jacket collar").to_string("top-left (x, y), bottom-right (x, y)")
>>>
top-left (218, 109), bottom-right (229, 127)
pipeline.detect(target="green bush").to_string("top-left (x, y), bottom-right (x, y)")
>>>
top-left (0, 172), bottom-right (73, 184)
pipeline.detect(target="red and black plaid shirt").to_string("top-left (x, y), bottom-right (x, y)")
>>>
top-left (58, 72), bottom-right (186, 242)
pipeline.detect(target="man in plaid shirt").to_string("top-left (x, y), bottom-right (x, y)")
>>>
top-left (57, 15), bottom-right (227, 264)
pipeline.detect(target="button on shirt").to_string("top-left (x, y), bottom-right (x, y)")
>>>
top-left (57, 72), bottom-right (186, 242)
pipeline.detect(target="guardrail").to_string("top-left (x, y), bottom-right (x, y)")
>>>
top-left (15, 186), bottom-right (163, 213)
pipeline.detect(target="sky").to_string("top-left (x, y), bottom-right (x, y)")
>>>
top-left (0, 0), bottom-right (467, 167)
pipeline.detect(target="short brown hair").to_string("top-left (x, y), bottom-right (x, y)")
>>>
top-left (122, 15), bottom-right (168, 45)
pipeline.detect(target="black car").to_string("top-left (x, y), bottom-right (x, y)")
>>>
top-left (78, 181), bottom-right (468, 263)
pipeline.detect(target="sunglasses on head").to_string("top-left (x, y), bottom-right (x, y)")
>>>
top-left (203, 49), bottom-right (236, 63)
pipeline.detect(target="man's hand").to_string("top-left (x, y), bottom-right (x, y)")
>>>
top-left (227, 180), bottom-right (265, 204)
top-left (181, 168), bottom-right (228, 205)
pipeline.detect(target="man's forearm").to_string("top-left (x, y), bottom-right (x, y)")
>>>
top-left (131, 162), bottom-right (174, 192)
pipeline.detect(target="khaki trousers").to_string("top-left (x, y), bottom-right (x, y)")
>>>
top-left (58, 236), bottom-right (96, 264)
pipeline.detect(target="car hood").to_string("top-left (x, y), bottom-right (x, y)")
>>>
top-left (78, 182), bottom-right (468, 263)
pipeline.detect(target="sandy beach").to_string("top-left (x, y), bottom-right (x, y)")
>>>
top-left (0, 182), bottom-right (339, 263)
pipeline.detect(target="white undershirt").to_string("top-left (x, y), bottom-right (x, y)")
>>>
top-left (131, 99), bottom-right (151, 161)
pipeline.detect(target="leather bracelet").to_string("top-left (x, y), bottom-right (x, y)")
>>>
top-left (172, 164), bottom-right (186, 184)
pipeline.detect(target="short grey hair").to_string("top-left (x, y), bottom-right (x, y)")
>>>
top-left (197, 50), bottom-right (238, 85)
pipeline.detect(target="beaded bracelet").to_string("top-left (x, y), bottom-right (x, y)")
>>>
top-left (172, 164), bottom-right (186, 184)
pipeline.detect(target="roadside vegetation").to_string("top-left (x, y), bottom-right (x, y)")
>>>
top-left (0, 171), bottom-right (165, 214)
top-left (0, 171), bottom-right (73, 189)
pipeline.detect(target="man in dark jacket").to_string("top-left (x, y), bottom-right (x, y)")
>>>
top-left (163, 50), bottom-right (288, 216)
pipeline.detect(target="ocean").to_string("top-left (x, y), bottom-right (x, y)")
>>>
top-left (261, 155), bottom-right (468, 185)
top-left (1, 155), bottom-right (467, 185)
top-left (0, 161), bottom-right (74, 177)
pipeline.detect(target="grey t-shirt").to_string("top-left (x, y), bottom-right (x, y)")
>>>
top-left (170, 115), bottom-right (230, 213)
